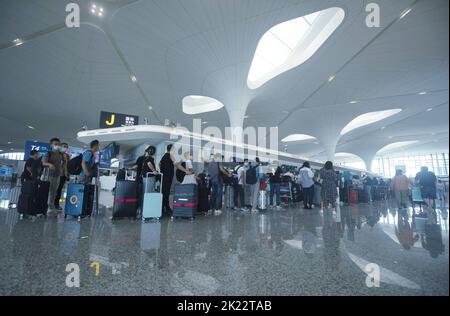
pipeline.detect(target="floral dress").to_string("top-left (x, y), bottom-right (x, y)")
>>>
top-left (320, 168), bottom-right (337, 207)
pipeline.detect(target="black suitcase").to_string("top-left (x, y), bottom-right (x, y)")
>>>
top-left (17, 180), bottom-right (48, 217)
top-left (112, 180), bottom-right (138, 219)
top-left (172, 184), bottom-right (198, 220)
top-left (197, 187), bottom-right (210, 213)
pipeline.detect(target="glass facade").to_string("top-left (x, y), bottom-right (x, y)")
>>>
top-left (372, 153), bottom-right (449, 178)
top-left (0, 152), bottom-right (24, 161)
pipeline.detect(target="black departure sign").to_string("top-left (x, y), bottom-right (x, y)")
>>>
top-left (99, 111), bottom-right (139, 129)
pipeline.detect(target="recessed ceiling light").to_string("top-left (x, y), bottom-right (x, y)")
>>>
top-left (7, 141), bottom-right (12, 144)
top-left (431, 132), bottom-right (436, 136)
top-left (0, 149), bottom-right (3, 152)
top-left (92, 4), bottom-right (96, 9)
top-left (400, 8), bottom-right (412, 19)
top-left (418, 92), bottom-right (427, 95)
top-left (148, 106), bottom-right (153, 110)
top-left (349, 100), bottom-right (358, 104)
top-left (27, 125), bottom-right (34, 129)
top-left (33, 140), bottom-right (38, 142)
top-left (328, 75), bottom-right (336, 82)
top-left (98, 12), bottom-right (103, 17)
top-left (130, 75), bottom-right (137, 82)
top-left (13, 38), bottom-right (23, 46)
top-left (99, 7), bottom-right (103, 12)
top-left (244, 115), bottom-right (249, 119)
top-left (381, 126), bottom-right (386, 130)
top-left (426, 108), bottom-right (433, 112)
top-left (202, 121), bottom-right (208, 124)
top-left (91, 9), bottom-right (95, 13)
top-left (314, 141), bottom-right (319, 145)
top-left (10, 148), bottom-right (14, 151)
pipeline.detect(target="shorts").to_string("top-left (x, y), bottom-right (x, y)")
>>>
top-left (421, 186), bottom-right (436, 199)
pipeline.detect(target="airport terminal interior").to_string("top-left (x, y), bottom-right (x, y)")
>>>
top-left (0, 0), bottom-right (449, 296)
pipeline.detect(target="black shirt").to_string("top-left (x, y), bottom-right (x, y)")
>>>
top-left (142, 156), bottom-right (156, 177)
top-left (160, 153), bottom-right (174, 177)
top-left (21, 158), bottom-right (41, 181)
top-left (135, 155), bottom-right (145, 179)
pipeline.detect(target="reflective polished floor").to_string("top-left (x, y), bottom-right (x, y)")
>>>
top-left (0, 187), bottom-right (448, 296)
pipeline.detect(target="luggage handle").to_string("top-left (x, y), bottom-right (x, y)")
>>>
top-left (40, 167), bottom-right (50, 182)
top-left (145, 172), bottom-right (163, 194)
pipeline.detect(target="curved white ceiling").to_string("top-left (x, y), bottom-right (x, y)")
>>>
top-left (0, 0), bottom-right (448, 163)
top-left (247, 7), bottom-right (345, 89)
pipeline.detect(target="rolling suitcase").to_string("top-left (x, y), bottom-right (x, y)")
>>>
top-left (8, 185), bottom-right (21, 209)
top-left (142, 173), bottom-right (163, 221)
top-left (17, 179), bottom-right (48, 217)
top-left (172, 184), bottom-right (198, 220)
top-left (64, 183), bottom-right (95, 219)
top-left (112, 180), bottom-right (138, 219)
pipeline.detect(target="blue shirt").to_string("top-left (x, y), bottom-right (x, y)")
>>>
top-left (79, 150), bottom-right (94, 177)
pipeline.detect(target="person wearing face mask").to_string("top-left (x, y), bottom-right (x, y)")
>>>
top-left (181, 152), bottom-right (197, 185)
top-left (42, 137), bottom-right (63, 212)
top-left (54, 143), bottom-right (69, 211)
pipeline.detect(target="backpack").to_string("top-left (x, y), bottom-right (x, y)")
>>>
top-left (67, 150), bottom-right (92, 176)
top-left (246, 165), bottom-right (258, 185)
top-left (176, 162), bottom-right (186, 183)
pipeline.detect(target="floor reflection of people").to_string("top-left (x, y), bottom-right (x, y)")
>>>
top-left (322, 212), bottom-right (341, 269)
top-left (302, 211), bottom-right (318, 257)
top-left (395, 211), bottom-right (419, 250)
top-left (420, 213), bottom-right (445, 258)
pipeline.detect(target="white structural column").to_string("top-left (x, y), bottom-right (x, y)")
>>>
top-left (323, 142), bottom-right (337, 162)
top-left (227, 108), bottom-right (246, 143)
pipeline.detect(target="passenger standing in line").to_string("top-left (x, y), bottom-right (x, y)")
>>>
top-left (436, 180), bottom-right (446, 205)
top-left (54, 143), bottom-right (69, 210)
top-left (21, 149), bottom-right (42, 184)
top-left (233, 161), bottom-right (247, 211)
top-left (415, 166), bottom-right (437, 208)
top-left (390, 169), bottom-right (411, 211)
top-left (141, 146), bottom-right (158, 192)
top-left (319, 161), bottom-right (338, 217)
top-left (208, 153), bottom-right (232, 215)
top-left (159, 144), bottom-right (175, 215)
top-left (363, 174), bottom-right (373, 203)
top-left (269, 160), bottom-right (282, 210)
top-left (299, 161), bottom-right (315, 209)
top-left (250, 157), bottom-right (264, 213)
top-left (313, 170), bottom-right (322, 209)
top-left (42, 137), bottom-right (63, 213)
top-left (181, 152), bottom-right (197, 185)
top-left (79, 140), bottom-right (100, 185)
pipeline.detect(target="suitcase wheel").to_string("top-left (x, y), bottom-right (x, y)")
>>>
top-left (170, 216), bottom-right (174, 221)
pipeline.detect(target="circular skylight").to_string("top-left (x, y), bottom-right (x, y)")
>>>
top-left (340, 109), bottom-right (402, 136)
top-left (182, 95), bottom-right (224, 115)
top-left (281, 134), bottom-right (317, 142)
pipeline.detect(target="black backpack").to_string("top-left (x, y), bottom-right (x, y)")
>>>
top-left (67, 150), bottom-right (92, 175)
top-left (246, 165), bottom-right (258, 185)
top-left (176, 162), bottom-right (186, 183)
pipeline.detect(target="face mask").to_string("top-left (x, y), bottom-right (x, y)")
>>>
top-left (60, 147), bottom-right (68, 153)
top-left (53, 145), bottom-right (60, 151)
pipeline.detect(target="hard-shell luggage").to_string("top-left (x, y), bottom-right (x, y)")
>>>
top-left (17, 178), bottom-right (48, 217)
top-left (64, 183), bottom-right (95, 219)
top-left (414, 215), bottom-right (427, 234)
top-left (142, 173), bottom-right (163, 221)
top-left (257, 190), bottom-right (267, 210)
top-left (225, 185), bottom-right (234, 209)
top-left (291, 183), bottom-right (303, 203)
top-left (112, 180), bottom-right (138, 219)
top-left (172, 184), bottom-right (198, 220)
top-left (140, 221), bottom-right (161, 251)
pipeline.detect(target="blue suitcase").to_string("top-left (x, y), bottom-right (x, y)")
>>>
top-left (142, 173), bottom-right (163, 221)
top-left (64, 183), bottom-right (95, 219)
